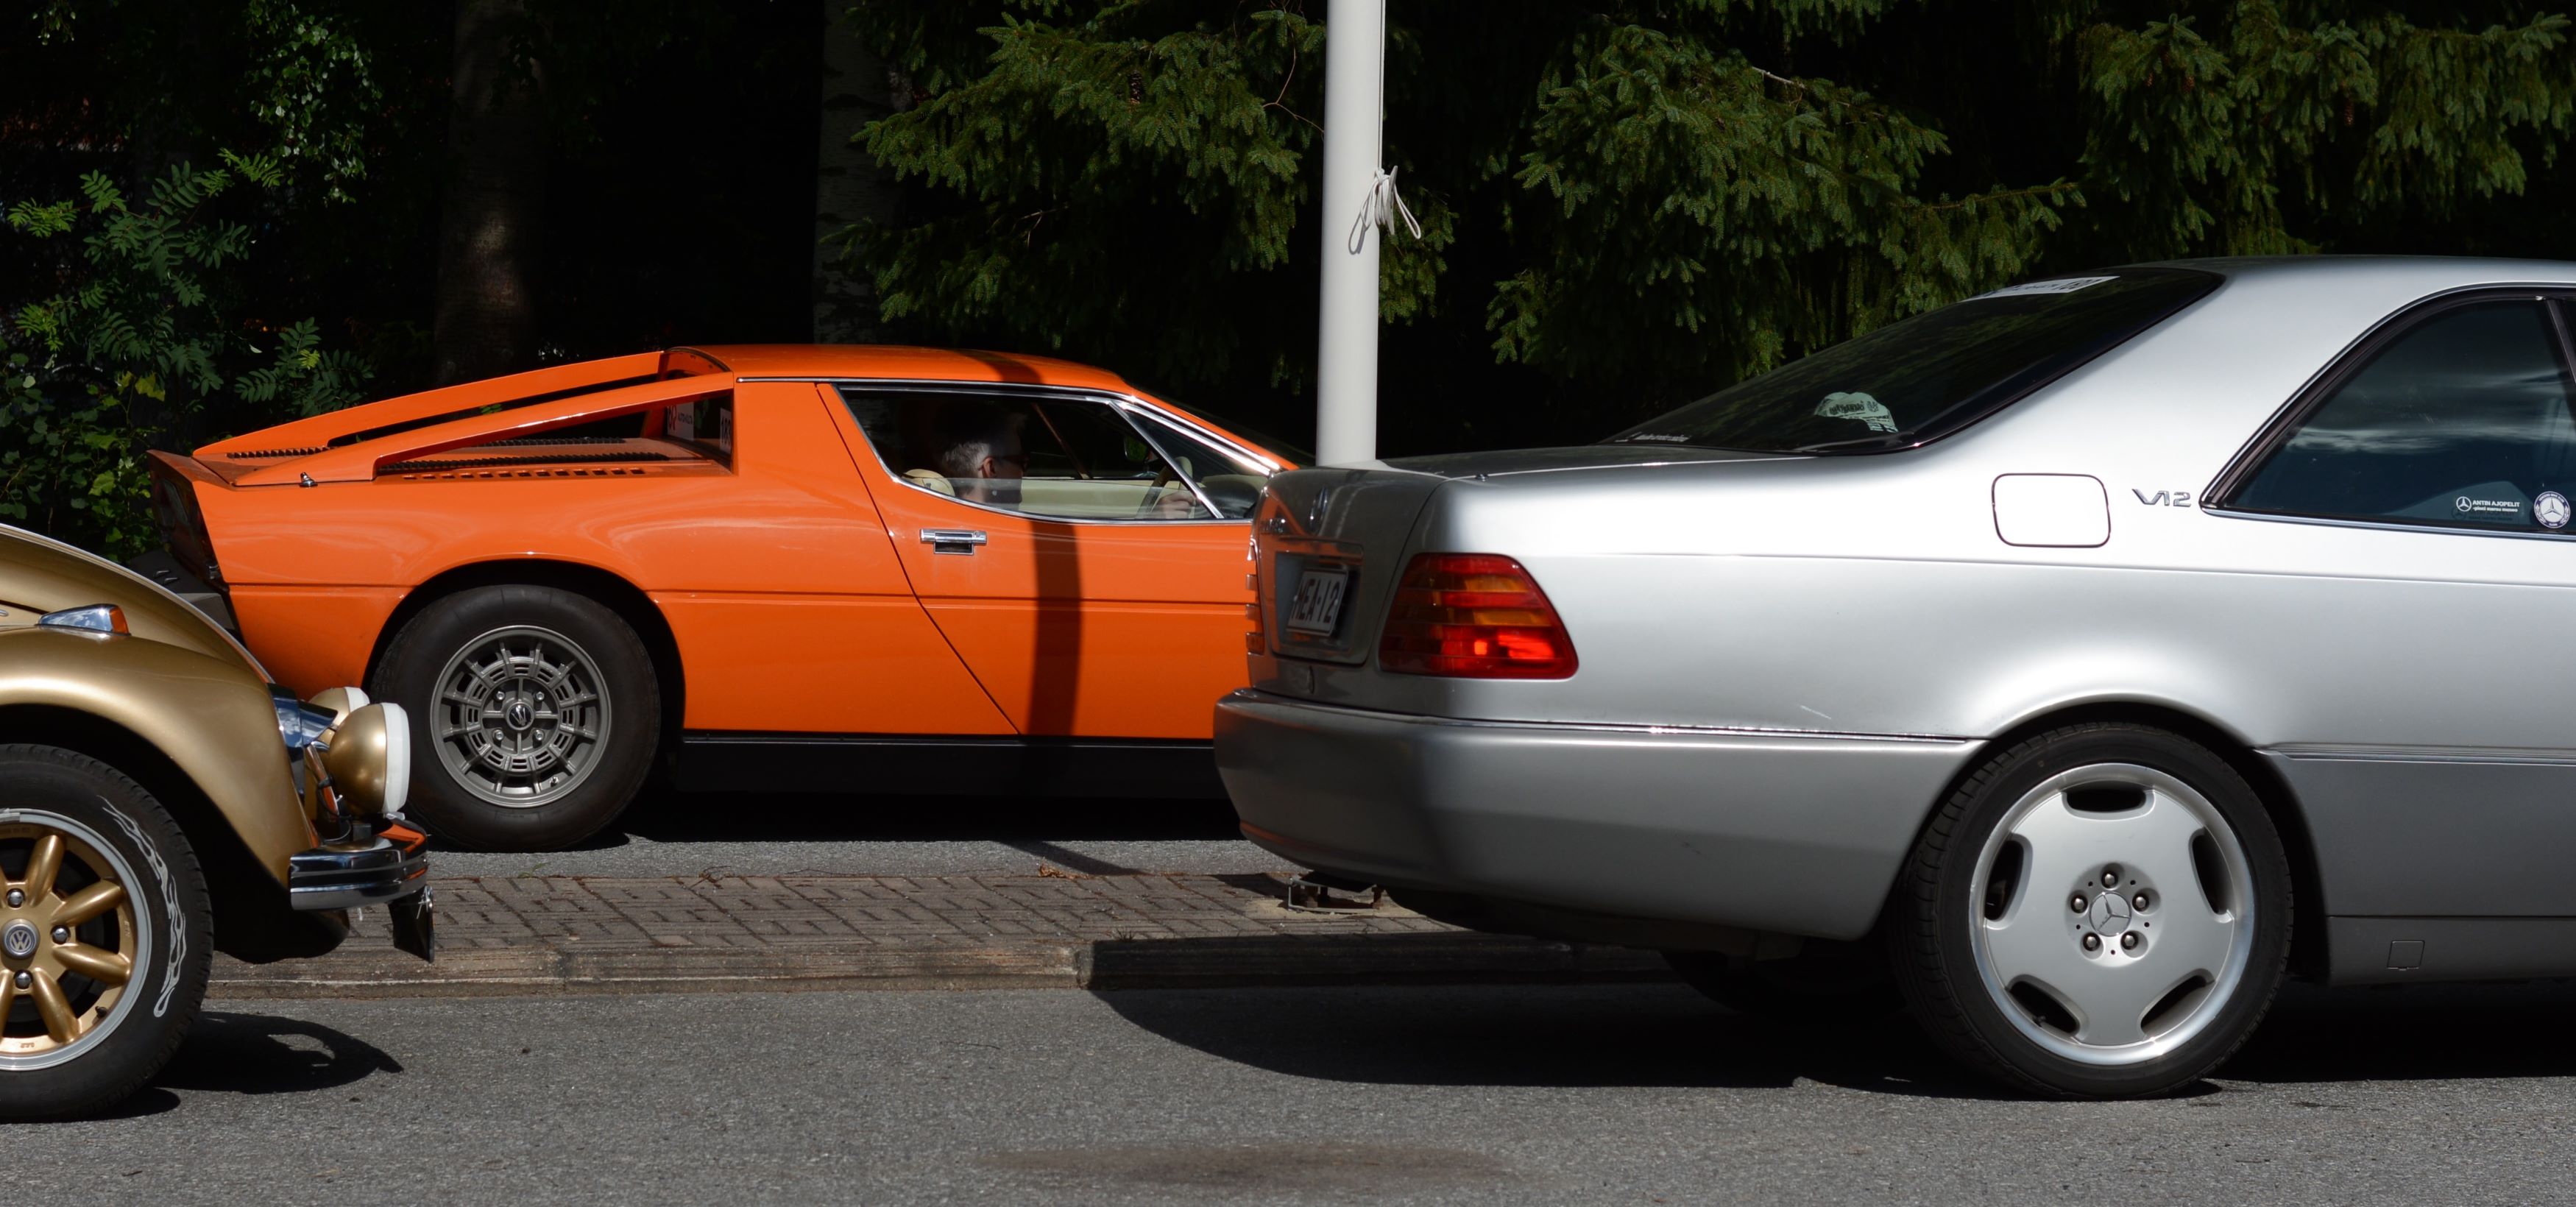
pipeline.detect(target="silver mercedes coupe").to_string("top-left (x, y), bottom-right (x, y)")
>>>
top-left (1217, 256), bottom-right (2576, 1097)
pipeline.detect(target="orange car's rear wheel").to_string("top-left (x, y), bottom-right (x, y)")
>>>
top-left (0, 746), bottom-right (210, 1121)
top-left (377, 585), bottom-right (660, 852)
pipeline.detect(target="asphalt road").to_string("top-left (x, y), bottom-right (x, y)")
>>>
top-left (18, 980), bottom-right (2576, 1205)
top-left (431, 787), bottom-right (1299, 879)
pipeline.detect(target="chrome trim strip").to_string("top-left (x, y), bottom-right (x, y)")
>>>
top-left (2204, 506), bottom-right (2576, 545)
top-left (2271, 743), bottom-right (2576, 766)
top-left (1225, 690), bottom-right (1971, 744)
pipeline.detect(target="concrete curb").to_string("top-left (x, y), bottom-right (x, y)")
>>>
top-left (211, 932), bottom-right (1670, 999)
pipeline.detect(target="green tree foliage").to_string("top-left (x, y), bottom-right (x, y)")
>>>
top-left (840, 1), bottom-right (2576, 448)
top-left (1, 156), bottom-right (368, 556)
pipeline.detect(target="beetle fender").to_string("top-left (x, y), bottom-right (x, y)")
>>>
top-left (0, 627), bottom-right (313, 885)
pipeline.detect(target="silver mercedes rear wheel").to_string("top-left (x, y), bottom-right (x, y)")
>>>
top-left (1969, 763), bottom-right (2257, 1065)
top-left (1887, 723), bottom-right (2291, 1098)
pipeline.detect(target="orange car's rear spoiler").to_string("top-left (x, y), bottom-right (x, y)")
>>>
top-left (192, 351), bottom-right (724, 486)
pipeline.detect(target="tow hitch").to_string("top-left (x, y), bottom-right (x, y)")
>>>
top-left (1284, 871), bottom-right (1383, 913)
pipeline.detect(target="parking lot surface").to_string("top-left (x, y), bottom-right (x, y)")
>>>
top-left (428, 789), bottom-right (1296, 879)
top-left (20, 981), bottom-right (2574, 1206)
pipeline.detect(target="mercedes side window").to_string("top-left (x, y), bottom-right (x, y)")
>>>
top-left (2232, 300), bottom-right (2576, 532)
top-left (838, 389), bottom-right (1214, 521)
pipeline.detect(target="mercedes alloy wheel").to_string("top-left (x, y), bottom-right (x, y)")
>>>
top-left (1887, 723), bottom-right (2292, 1097)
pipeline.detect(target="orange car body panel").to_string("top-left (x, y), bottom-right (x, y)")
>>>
top-left (163, 347), bottom-right (1284, 744)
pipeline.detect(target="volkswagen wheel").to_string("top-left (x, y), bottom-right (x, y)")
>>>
top-left (0, 746), bottom-right (211, 1120)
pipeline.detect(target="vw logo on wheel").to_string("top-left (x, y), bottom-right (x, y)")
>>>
top-left (1, 921), bottom-right (37, 960)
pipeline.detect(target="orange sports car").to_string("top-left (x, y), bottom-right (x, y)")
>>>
top-left (144, 347), bottom-right (1296, 850)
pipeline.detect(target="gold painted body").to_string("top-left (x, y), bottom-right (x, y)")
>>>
top-left (0, 528), bottom-right (314, 885)
top-left (0, 526), bottom-right (253, 667)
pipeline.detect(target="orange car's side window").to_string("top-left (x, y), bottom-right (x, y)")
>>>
top-left (837, 388), bottom-right (1221, 522)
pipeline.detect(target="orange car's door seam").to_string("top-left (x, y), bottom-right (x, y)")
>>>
top-left (813, 383), bottom-right (1026, 735)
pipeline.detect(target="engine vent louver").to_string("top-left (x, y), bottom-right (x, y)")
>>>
top-left (224, 446), bottom-right (327, 460)
top-left (396, 464), bottom-right (657, 481)
top-left (392, 451), bottom-right (669, 473)
top-left (479, 436), bottom-right (634, 447)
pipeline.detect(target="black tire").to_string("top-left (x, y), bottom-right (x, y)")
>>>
top-left (1885, 723), bottom-right (2292, 1098)
top-left (1665, 941), bottom-right (1903, 1025)
top-left (0, 746), bottom-right (213, 1121)
top-left (375, 584), bottom-right (660, 851)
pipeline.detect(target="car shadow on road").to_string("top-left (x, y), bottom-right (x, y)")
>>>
top-left (2223, 980), bottom-right (2576, 1084)
top-left (1097, 977), bottom-right (2576, 1098)
top-left (150, 1011), bottom-right (405, 1099)
top-left (604, 785), bottom-right (1242, 846)
top-left (1092, 982), bottom-right (2013, 1099)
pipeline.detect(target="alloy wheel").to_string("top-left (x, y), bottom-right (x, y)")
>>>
top-left (0, 813), bottom-right (145, 1071)
top-left (431, 624), bottom-right (613, 809)
top-left (1967, 762), bottom-right (2258, 1066)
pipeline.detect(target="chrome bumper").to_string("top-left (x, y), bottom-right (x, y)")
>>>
top-left (288, 823), bottom-right (431, 911)
top-left (1214, 690), bottom-right (1982, 941)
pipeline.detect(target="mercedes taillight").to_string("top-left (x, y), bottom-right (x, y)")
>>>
top-left (1377, 553), bottom-right (1577, 679)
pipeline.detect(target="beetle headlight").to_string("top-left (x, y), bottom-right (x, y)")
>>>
top-left (305, 685), bottom-right (370, 725)
top-left (319, 702), bottom-right (411, 820)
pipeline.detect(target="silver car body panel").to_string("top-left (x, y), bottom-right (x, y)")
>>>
top-left (1222, 257), bottom-right (2576, 985)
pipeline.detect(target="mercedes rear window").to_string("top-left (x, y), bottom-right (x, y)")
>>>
top-left (1606, 268), bottom-right (2221, 454)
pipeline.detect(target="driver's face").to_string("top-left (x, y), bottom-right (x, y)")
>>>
top-left (976, 444), bottom-right (1026, 505)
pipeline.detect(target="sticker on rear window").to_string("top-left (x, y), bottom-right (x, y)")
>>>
top-left (2540, 492), bottom-right (2572, 529)
top-left (1968, 276), bottom-right (2117, 301)
top-left (1813, 391), bottom-right (1896, 433)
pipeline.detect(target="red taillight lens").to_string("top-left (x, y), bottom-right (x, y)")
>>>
top-left (1378, 553), bottom-right (1577, 679)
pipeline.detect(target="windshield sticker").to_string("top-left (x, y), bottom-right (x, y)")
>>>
top-left (1623, 433), bottom-right (1690, 443)
top-left (1968, 275), bottom-right (2117, 301)
top-left (2455, 495), bottom-right (2523, 518)
top-left (2539, 492), bottom-right (2572, 529)
top-left (1813, 391), bottom-right (1897, 433)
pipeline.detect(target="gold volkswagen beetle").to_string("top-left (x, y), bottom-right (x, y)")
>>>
top-left (0, 523), bottom-right (430, 1119)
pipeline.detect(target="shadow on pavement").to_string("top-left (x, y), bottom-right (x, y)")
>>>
top-left (1093, 982), bottom-right (2009, 1099)
top-left (151, 1011), bottom-right (405, 1099)
top-left (607, 785), bottom-right (1241, 846)
top-left (1099, 977), bottom-right (2576, 1098)
top-left (2223, 980), bottom-right (2576, 1084)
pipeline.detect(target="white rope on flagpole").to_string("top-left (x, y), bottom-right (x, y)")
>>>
top-left (1346, 165), bottom-right (1421, 255)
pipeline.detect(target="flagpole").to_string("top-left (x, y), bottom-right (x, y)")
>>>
top-left (1314, 0), bottom-right (1386, 466)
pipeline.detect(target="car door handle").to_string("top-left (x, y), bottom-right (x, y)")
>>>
top-left (921, 528), bottom-right (987, 553)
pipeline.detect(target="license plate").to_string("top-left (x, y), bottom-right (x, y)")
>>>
top-left (1284, 565), bottom-right (1351, 637)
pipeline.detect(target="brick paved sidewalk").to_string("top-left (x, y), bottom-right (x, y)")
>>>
top-left (213, 870), bottom-right (1662, 998)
